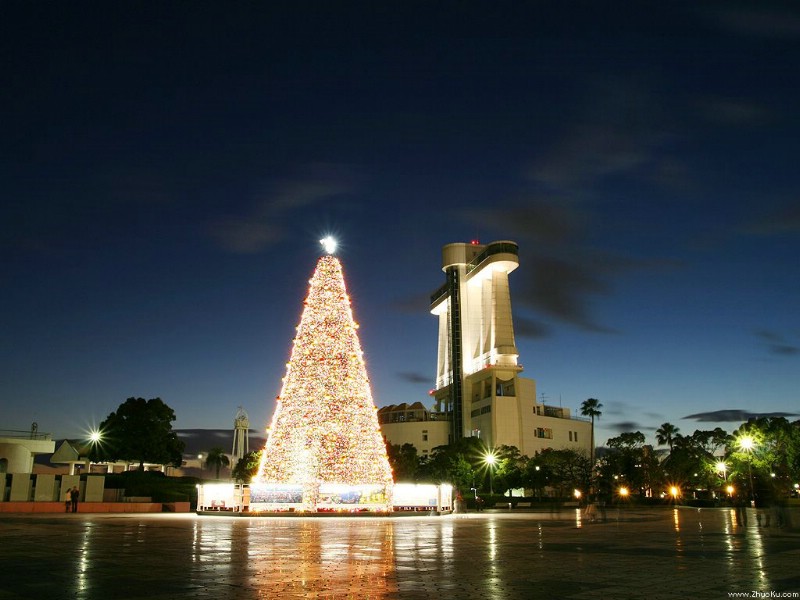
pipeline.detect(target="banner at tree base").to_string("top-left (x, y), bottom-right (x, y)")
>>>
top-left (249, 482), bottom-right (391, 512)
top-left (198, 483), bottom-right (453, 513)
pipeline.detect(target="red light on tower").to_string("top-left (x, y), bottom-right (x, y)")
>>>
top-left (470, 239), bottom-right (480, 245)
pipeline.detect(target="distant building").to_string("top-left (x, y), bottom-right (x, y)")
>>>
top-left (380, 240), bottom-right (591, 459)
top-left (377, 403), bottom-right (449, 458)
top-left (232, 407), bottom-right (250, 463)
top-left (49, 440), bottom-right (172, 475)
top-left (0, 425), bottom-right (55, 474)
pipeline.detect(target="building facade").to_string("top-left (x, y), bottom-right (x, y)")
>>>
top-left (381, 240), bottom-right (591, 459)
top-left (377, 403), bottom-right (450, 458)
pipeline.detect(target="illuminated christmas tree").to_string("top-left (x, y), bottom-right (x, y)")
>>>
top-left (253, 238), bottom-right (393, 510)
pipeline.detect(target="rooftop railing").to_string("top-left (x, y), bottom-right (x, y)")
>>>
top-left (465, 241), bottom-right (518, 274)
top-left (0, 429), bottom-right (52, 440)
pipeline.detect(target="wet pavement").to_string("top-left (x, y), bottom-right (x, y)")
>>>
top-left (1, 507), bottom-right (798, 599)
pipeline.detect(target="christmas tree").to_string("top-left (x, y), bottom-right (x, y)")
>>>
top-left (253, 238), bottom-right (393, 510)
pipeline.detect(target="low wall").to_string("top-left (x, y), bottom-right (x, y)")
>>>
top-left (0, 502), bottom-right (190, 513)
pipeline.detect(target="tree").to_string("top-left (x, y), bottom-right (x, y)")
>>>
top-left (417, 437), bottom-right (486, 494)
top-left (530, 448), bottom-right (592, 498)
top-left (728, 417), bottom-right (800, 502)
top-left (492, 445), bottom-right (526, 497)
top-left (601, 431), bottom-right (655, 497)
top-left (580, 398), bottom-right (603, 478)
top-left (205, 447), bottom-right (230, 479)
top-left (387, 443), bottom-right (420, 482)
top-left (656, 422), bottom-right (680, 452)
top-left (661, 433), bottom-right (716, 493)
top-left (89, 397), bottom-right (184, 470)
top-left (232, 450), bottom-right (262, 483)
top-left (253, 253), bottom-right (393, 506)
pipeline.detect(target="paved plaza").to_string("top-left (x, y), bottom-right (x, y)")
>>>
top-left (1, 507), bottom-right (798, 599)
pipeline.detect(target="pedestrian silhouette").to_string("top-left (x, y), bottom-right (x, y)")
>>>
top-left (70, 486), bottom-right (80, 513)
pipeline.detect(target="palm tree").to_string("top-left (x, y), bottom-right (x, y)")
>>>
top-left (656, 422), bottom-right (680, 452)
top-left (205, 447), bottom-right (230, 479)
top-left (580, 398), bottom-right (603, 477)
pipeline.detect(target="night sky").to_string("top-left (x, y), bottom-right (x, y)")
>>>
top-left (2, 3), bottom-right (798, 448)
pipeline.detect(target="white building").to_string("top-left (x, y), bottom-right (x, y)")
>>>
top-left (0, 426), bottom-right (55, 474)
top-left (378, 403), bottom-right (450, 459)
top-left (382, 240), bottom-right (591, 459)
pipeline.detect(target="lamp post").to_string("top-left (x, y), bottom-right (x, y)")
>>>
top-left (87, 429), bottom-right (103, 474)
top-left (715, 461), bottom-right (727, 481)
top-left (715, 461), bottom-right (727, 501)
top-left (739, 436), bottom-right (756, 507)
top-left (484, 451), bottom-right (497, 495)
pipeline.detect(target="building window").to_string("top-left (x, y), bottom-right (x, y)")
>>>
top-left (569, 431), bottom-right (573, 442)
top-left (422, 434), bottom-right (428, 441)
top-left (535, 428), bottom-right (553, 440)
top-left (574, 431), bottom-right (578, 442)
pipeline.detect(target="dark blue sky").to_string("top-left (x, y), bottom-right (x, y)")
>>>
top-left (2, 2), bottom-right (798, 447)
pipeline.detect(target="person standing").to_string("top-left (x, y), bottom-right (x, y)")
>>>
top-left (70, 486), bottom-right (80, 513)
top-left (64, 487), bottom-right (71, 513)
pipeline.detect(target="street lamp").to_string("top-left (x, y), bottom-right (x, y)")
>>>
top-left (87, 429), bottom-right (104, 474)
top-left (484, 451), bottom-right (497, 495)
top-left (715, 461), bottom-right (728, 501)
top-left (738, 436), bottom-right (756, 507)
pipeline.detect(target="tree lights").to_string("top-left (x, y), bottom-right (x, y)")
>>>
top-left (253, 253), bottom-right (393, 511)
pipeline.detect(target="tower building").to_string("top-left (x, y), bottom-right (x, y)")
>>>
top-left (424, 240), bottom-right (590, 457)
top-left (232, 407), bottom-right (249, 463)
top-left (430, 240), bottom-right (522, 444)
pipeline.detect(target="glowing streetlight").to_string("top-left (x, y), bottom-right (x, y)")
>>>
top-left (738, 435), bottom-right (756, 506)
top-left (669, 486), bottom-right (680, 500)
top-left (89, 429), bottom-right (102, 444)
top-left (573, 489), bottom-right (582, 500)
top-left (618, 486), bottom-right (629, 498)
top-left (726, 485), bottom-right (735, 497)
top-left (484, 451), bottom-right (497, 495)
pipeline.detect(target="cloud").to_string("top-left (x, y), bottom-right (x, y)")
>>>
top-left (453, 76), bottom-right (686, 334)
top-left (525, 76), bottom-right (679, 198)
top-left (705, 6), bottom-right (800, 39)
top-left (528, 126), bottom-right (656, 194)
top-left (463, 199), bottom-right (674, 333)
top-left (695, 96), bottom-right (773, 127)
top-left (755, 330), bottom-right (800, 356)
top-left (513, 316), bottom-right (550, 339)
top-left (397, 371), bottom-right (430, 384)
top-left (682, 409), bottom-right (798, 422)
top-left (210, 163), bottom-right (357, 253)
top-left (741, 204), bottom-right (800, 236)
top-left (461, 201), bottom-right (608, 332)
top-left (391, 292), bottom-right (431, 315)
top-left (608, 421), bottom-right (653, 433)
top-left (521, 256), bottom-right (616, 333)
